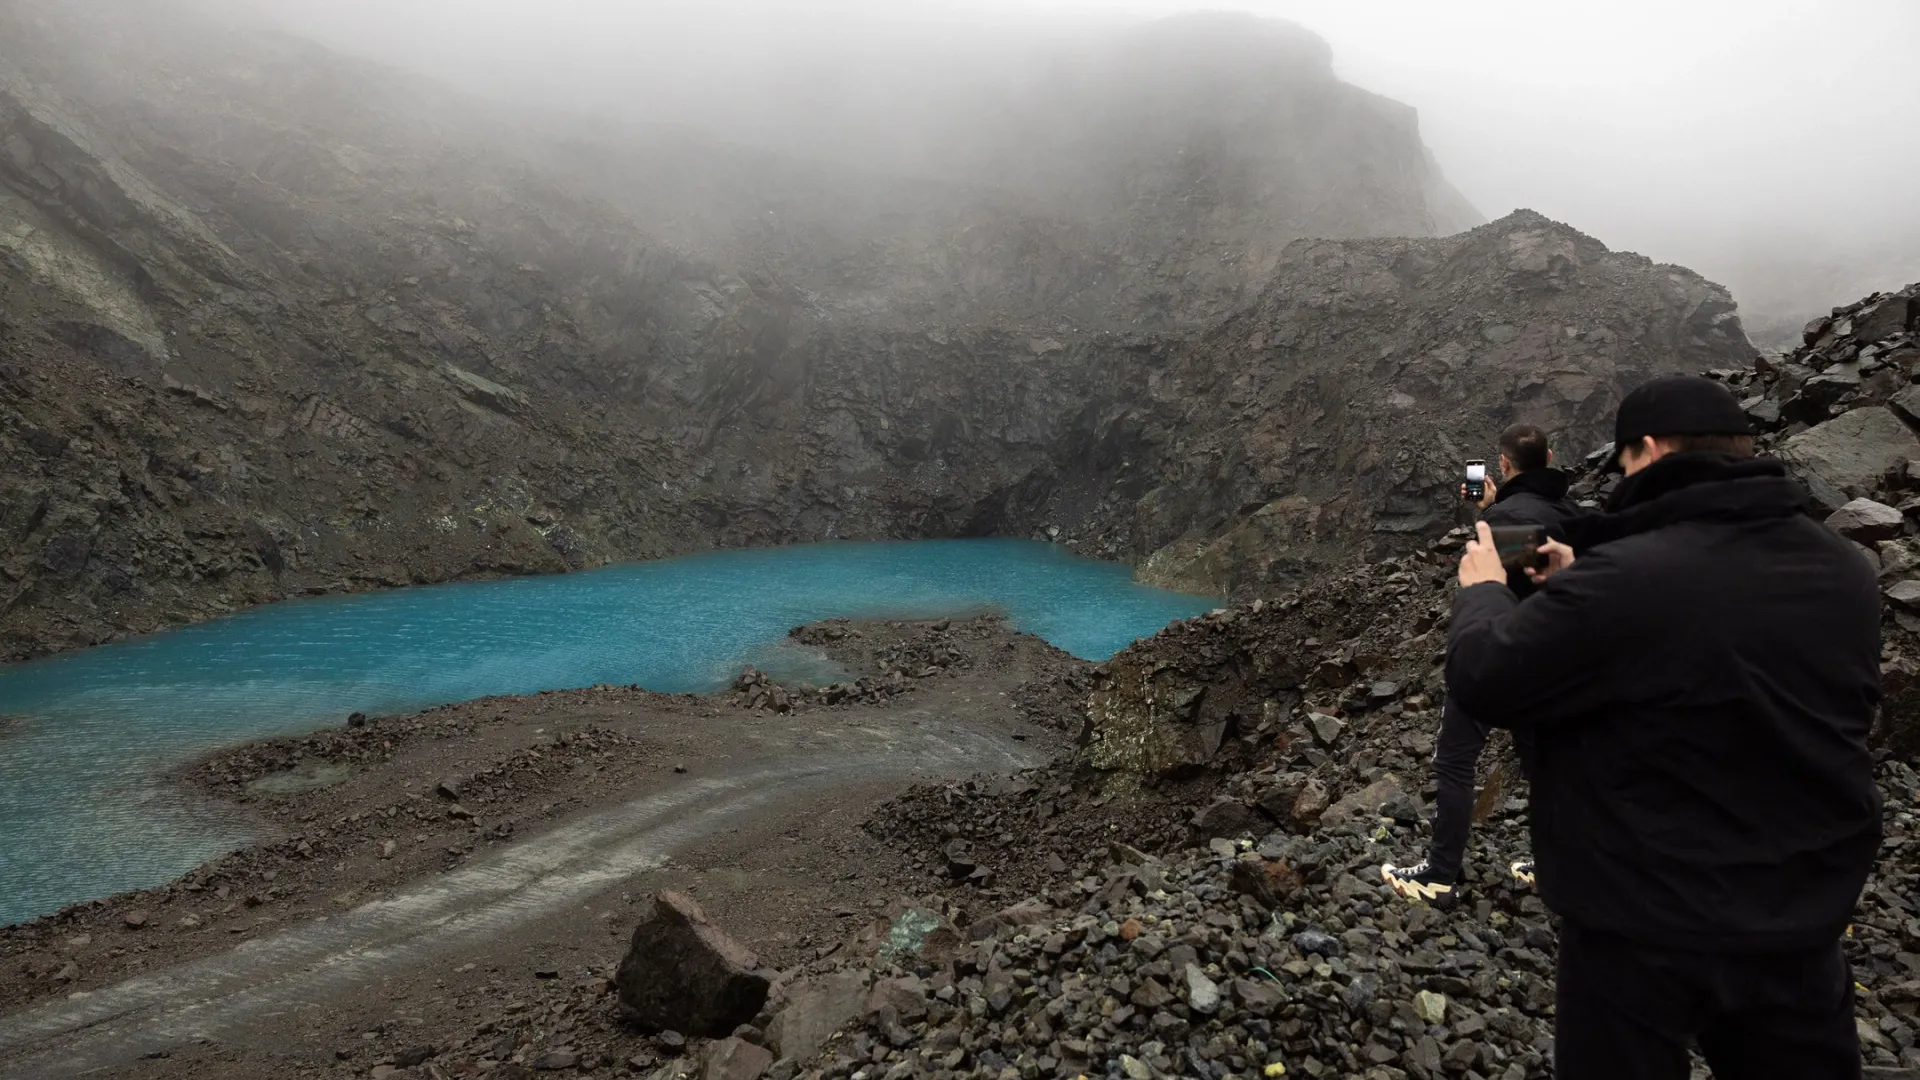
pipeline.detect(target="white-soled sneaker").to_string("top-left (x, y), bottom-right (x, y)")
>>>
top-left (1381, 860), bottom-right (1458, 904)
top-left (1510, 859), bottom-right (1536, 888)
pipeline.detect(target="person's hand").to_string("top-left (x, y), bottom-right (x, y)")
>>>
top-left (1458, 522), bottom-right (1507, 588)
top-left (1527, 539), bottom-right (1575, 584)
top-left (1457, 479), bottom-right (1497, 510)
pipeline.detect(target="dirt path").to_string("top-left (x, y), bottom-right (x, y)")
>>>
top-left (0, 617), bottom-right (1081, 1080)
top-left (1, 719), bottom-right (1038, 1079)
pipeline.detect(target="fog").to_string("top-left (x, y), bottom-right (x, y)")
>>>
top-left (197, 0), bottom-right (1920, 331)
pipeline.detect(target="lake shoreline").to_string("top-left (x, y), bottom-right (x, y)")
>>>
top-left (0, 615), bottom-right (1087, 1073)
top-left (0, 537), bottom-right (1185, 666)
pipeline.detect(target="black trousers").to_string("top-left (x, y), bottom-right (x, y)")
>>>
top-left (1556, 921), bottom-right (1861, 1080)
top-left (1427, 697), bottom-right (1535, 881)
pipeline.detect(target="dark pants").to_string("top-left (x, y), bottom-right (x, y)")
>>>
top-left (1556, 921), bottom-right (1860, 1080)
top-left (1427, 697), bottom-right (1535, 881)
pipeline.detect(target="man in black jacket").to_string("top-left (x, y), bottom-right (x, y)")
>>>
top-left (1383, 424), bottom-right (1578, 903)
top-left (1448, 376), bottom-right (1881, 1079)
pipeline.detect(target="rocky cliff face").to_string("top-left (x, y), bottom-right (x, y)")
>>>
top-left (0, 0), bottom-right (1749, 660)
top-left (998, 212), bottom-right (1756, 598)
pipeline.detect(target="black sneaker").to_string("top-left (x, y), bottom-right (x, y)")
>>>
top-left (1510, 859), bottom-right (1536, 888)
top-left (1381, 860), bottom-right (1457, 904)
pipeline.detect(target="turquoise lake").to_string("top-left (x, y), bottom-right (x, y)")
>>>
top-left (0, 539), bottom-right (1215, 926)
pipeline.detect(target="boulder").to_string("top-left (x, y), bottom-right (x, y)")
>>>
top-left (1880, 538), bottom-right (1920, 580)
top-left (701, 1038), bottom-right (773, 1080)
top-left (1888, 385), bottom-right (1920, 428)
top-left (1254, 776), bottom-right (1306, 820)
top-left (1228, 857), bottom-right (1301, 908)
top-left (1308, 712), bottom-right (1345, 746)
top-left (1781, 407), bottom-right (1920, 503)
top-left (1855, 296), bottom-right (1916, 342)
top-left (1828, 498), bottom-right (1907, 543)
top-left (1877, 661), bottom-right (1920, 758)
top-left (1290, 777), bottom-right (1330, 825)
top-left (1888, 581), bottom-right (1920, 611)
top-left (764, 970), bottom-right (870, 1062)
top-left (1782, 369), bottom-right (1860, 424)
top-left (1322, 776), bottom-right (1410, 824)
top-left (865, 976), bottom-right (930, 1024)
top-left (615, 892), bottom-right (773, 1037)
top-left (1189, 797), bottom-right (1258, 842)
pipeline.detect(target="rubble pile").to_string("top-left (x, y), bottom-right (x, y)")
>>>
top-left (786, 284), bottom-right (1920, 1079)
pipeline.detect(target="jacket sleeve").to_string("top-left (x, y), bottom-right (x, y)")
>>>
top-left (1446, 550), bottom-right (1632, 728)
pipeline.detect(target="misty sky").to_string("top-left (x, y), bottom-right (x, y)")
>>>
top-left (221, 0), bottom-right (1920, 313)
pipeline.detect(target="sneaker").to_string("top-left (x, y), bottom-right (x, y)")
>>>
top-left (1510, 859), bottom-right (1536, 887)
top-left (1380, 860), bottom-right (1457, 904)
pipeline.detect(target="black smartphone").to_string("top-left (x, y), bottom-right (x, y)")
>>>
top-left (1464, 459), bottom-right (1487, 501)
top-left (1488, 525), bottom-right (1549, 571)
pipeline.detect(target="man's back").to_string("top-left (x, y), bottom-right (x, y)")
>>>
top-left (1449, 455), bottom-right (1882, 951)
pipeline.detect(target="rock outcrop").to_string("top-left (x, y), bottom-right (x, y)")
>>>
top-left (1026, 212), bottom-right (1757, 598)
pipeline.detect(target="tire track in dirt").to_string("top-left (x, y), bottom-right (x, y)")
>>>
top-left (0, 718), bottom-right (1038, 1079)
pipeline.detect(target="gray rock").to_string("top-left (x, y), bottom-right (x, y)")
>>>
top-left (1784, 369), bottom-right (1861, 424)
top-left (1856, 296), bottom-right (1916, 342)
top-left (865, 976), bottom-right (928, 1023)
top-left (764, 970), bottom-right (870, 1062)
top-left (1323, 776), bottom-right (1410, 824)
top-left (1781, 407), bottom-right (1920, 501)
top-left (1308, 712), bottom-right (1345, 746)
top-left (1184, 964), bottom-right (1221, 1014)
top-left (1889, 385), bottom-right (1920, 428)
top-left (1888, 581), bottom-right (1920, 610)
top-left (1291, 777), bottom-right (1330, 824)
top-left (615, 892), bottom-right (772, 1037)
top-left (1743, 397), bottom-right (1782, 426)
top-left (1828, 498), bottom-right (1907, 542)
top-left (1190, 797), bottom-right (1257, 841)
top-left (1880, 539), bottom-right (1920, 580)
top-left (701, 1038), bottom-right (773, 1080)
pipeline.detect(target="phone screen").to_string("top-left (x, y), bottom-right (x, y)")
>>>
top-left (1465, 462), bottom-right (1486, 482)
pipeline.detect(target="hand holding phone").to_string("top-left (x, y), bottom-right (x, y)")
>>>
top-left (1487, 525), bottom-right (1549, 571)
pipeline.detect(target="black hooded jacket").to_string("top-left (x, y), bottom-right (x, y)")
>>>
top-left (1478, 467), bottom-right (1581, 599)
top-left (1447, 453), bottom-right (1882, 951)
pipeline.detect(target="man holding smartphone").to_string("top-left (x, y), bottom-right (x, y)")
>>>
top-left (1383, 424), bottom-right (1579, 902)
top-left (1448, 376), bottom-right (1880, 1078)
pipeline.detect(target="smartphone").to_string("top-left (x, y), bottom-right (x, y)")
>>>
top-left (1464, 460), bottom-right (1487, 501)
top-left (1488, 525), bottom-right (1549, 571)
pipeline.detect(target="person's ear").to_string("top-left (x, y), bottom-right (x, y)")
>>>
top-left (1546, 447), bottom-right (1555, 466)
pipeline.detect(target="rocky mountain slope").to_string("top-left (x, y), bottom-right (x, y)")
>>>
top-left (0, 0), bottom-right (1750, 660)
top-left (761, 283), bottom-right (1920, 1080)
top-left (1011, 213), bottom-right (1755, 597)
